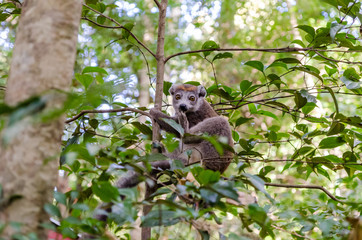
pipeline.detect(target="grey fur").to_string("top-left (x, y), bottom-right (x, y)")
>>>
top-left (150, 84), bottom-right (233, 173)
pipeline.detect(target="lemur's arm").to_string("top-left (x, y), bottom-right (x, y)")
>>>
top-left (149, 108), bottom-right (181, 137)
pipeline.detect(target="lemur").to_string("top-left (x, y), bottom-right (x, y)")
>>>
top-left (92, 84), bottom-right (234, 227)
top-left (150, 83), bottom-right (233, 173)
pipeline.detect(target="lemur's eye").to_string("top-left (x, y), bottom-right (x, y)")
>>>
top-left (175, 94), bottom-right (181, 100)
top-left (189, 96), bottom-right (195, 101)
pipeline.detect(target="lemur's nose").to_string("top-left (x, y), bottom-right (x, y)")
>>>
top-left (179, 104), bottom-right (188, 112)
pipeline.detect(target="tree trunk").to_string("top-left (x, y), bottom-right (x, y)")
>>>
top-left (0, 0), bottom-right (82, 238)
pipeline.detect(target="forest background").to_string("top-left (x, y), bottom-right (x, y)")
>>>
top-left (0, 0), bottom-right (361, 239)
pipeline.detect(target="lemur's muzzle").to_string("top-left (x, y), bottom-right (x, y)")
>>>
top-left (179, 104), bottom-right (188, 112)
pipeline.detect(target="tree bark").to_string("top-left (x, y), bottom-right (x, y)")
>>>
top-left (143, 1), bottom-right (168, 239)
top-left (0, 0), bottom-right (82, 238)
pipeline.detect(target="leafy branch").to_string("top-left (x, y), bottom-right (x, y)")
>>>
top-left (82, 3), bottom-right (156, 58)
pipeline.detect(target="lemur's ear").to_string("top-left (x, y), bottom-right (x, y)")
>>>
top-left (169, 84), bottom-right (176, 95)
top-left (197, 85), bottom-right (207, 97)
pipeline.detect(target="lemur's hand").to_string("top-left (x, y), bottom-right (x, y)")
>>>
top-left (178, 111), bottom-right (189, 133)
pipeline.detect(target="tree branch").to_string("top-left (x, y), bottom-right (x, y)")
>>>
top-left (82, 4), bottom-right (156, 58)
top-left (239, 157), bottom-right (362, 166)
top-left (264, 182), bottom-right (345, 203)
top-left (315, 51), bottom-right (362, 65)
top-left (65, 108), bottom-right (151, 124)
top-left (153, 0), bottom-right (161, 8)
top-left (81, 17), bottom-right (122, 29)
top-left (164, 47), bottom-right (362, 63)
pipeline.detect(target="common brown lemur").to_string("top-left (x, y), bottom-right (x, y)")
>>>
top-left (150, 83), bottom-right (233, 173)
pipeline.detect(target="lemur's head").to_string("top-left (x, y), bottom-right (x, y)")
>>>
top-left (169, 84), bottom-right (207, 113)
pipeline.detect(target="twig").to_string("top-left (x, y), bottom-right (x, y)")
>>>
top-left (264, 182), bottom-right (345, 203)
top-left (271, 224), bottom-right (312, 239)
top-left (65, 108), bottom-right (151, 124)
top-left (153, 0), bottom-right (161, 8)
top-left (82, 4), bottom-right (156, 58)
top-left (81, 17), bottom-right (122, 29)
top-left (340, 0), bottom-right (358, 23)
top-left (315, 51), bottom-right (362, 65)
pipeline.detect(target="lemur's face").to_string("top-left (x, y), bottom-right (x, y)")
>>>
top-left (169, 84), bottom-right (207, 113)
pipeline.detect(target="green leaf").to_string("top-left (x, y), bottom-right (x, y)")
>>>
top-left (97, 2), bottom-right (106, 13)
top-left (248, 103), bottom-right (257, 114)
top-left (211, 181), bottom-right (239, 202)
top-left (141, 210), bottom-right (181, 227)
top-left (294, 91), bottom-right (307, 109)
top-left (91, 181), bottom-right (119, 202)
top-left (89, 119), bottom-right (99, 129)
top-left (256, 110), bottom-right (278, 120)
top-left (212, 52), bottom-right (233, 62)
top-left (44, 204), bottom-right (61, 218)
top-left (330, 22), bottom-right (345, 42)
top-left (275, 58), bottom-right (301, 64)
top-left (235, 117), bottom-right (253, 126)
top-left (8, 96), bottom-right (46, 126)
top-left (327, 122), bottom-right (345, 136)
top-left (122, 23), bottom-right (135, 39)
top-left (302, 102), bottom-right (316, 115)
top-left (209, 88), bottom-right (234, 100)
top-left (239, 80), bottom-right (252, 95)
top-left (161, 118), bottom-right (184, 136)
top-left (291, 39), bottom-right (306, 47)
top-left (296, 25), bottom-right (315, 37)
top-left (75, 73), bottom-right (93, 89)
top-left (96, 16), bottom-right (106, 24)
top-left (194, 169), bottom-right (220, 185)
top-left (319, 137), bottom-right (346, 149)
top-left (248, 203), bottom-right (268, 226)
top-left (0, 13), bottom-right (10, 21)
top-left (244, 60), bottom-right (264, 73)
top-left (266, 61), bottom-right (288, 70)
top-left (264, 101), bottom-right (289, 112)
top-left (82, 66), bottom-right (108, 75)
top-left (201, 40), bottom-right (219, 57)
top-left (163, 81), bottom-right (173, 96)
top-left (54, 191), bottom-right (67, 205)
top-left (243, 173), bottom-right (273, 201)
top-left (131, 122), bottom-right (152, 136)
top-left (341, 76), bottom-right (361, 89)
top-left (292, 66), bottom-right (323, 81)
top-left (200, 188), bottom-right (219, 204)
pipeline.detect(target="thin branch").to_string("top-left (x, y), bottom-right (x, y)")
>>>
top-left (65, 108), bottom-right (151, 124)
top-left (239, 157), bottom-right (362, 166)
top-left (82, 4), bottom-right (156, 58)
top-left (164, 47), bottom-right (362, 63)
top-left (153, 0), bottom-right (161, 8)
top-left (81, 17), bottom-right (121, 29)
top-left (271, 224), bottom-right (312, 240)
top-left (315, 51), bottom-right (362, 65)
top-left (264, 182), bottom-right (345, 203)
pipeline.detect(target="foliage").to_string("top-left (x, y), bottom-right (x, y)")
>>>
top-left (0, 0), bottom-right (362, 239)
